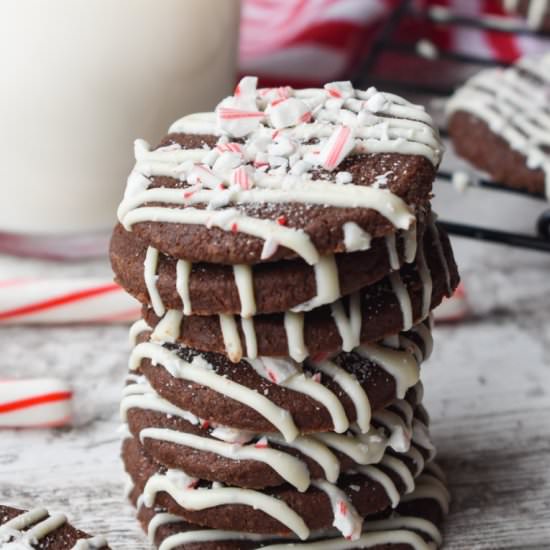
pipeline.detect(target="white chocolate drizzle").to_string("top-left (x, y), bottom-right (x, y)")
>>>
top-left (175, 259), bottom-right (193, 315)
top-left (330, 292), bottom-right (362, 352)
top-left (284, 312), bottom-right (308, 362)
top-left (144, 246), bottom-right (165, 317)
top-left (218, 314), bottom-right (243, 362)
top-left (389, 272), bottom-right (413, 331)
top-left (233, 264), bottom-right (256, 317)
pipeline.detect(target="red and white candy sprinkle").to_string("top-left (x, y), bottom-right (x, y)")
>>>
top-left (267, 98), bottom-right (312, 129)
top-left (318, 126), bottom-right (355, 171)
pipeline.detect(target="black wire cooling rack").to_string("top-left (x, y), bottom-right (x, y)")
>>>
top-left (353, 0), bottom-right (550, 253)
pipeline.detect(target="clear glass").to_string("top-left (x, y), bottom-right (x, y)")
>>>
top-left (0, 0), bottom-right (240, 258)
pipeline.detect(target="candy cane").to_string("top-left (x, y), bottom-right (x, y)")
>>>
top-left (0, 279), bottom-right (140, 324)
top-left (319, 126), bottom-right (355, 171)
top-left (0, 379), bottom-right (72, 428)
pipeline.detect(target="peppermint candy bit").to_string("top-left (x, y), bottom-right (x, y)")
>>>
top-left (233, 76), bottom-right (258, 97)
top-left (277, 215), bottom-right (287, 226)
top-left (320, 126), bottom-right (355, 171)
top-left (255, 437), bottom-right (269, 449)
top-left (231, 222), bottom-right (239, 234)
top-left (201, 420), bottom-right (210, 429)
top-left (218, 107), bottom-right (265, 121)
top-left (232, 166), bottom-right (252, 190)
top-left (312, 372), bottom-right (322, 383)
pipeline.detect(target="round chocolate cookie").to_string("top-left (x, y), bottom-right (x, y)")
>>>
top-left (124, 382), bottom-right (431, 490)
top-left (129, 321), bottom-right (431, 437)
top-left (116, 79), bottom-right (443, 265)
top-left (122, 436), bottom-right (423, 539)
top-left (110, 220), bottom-right (423, 316)
top-left (131, 470), bottom-right (448, 550)
top-left (0, 505), bottom-right (109, 549)
top-left (447, 54), bottom-right (549, 196)
top-left (141, 222), bottom-right (458, 361)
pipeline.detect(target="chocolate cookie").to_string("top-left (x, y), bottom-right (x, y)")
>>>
top-left (116, 79), bottom-right (443, 265)
top-left (122, 436), bottom-right (426, 540)
top-left (141, 221), bottom-right (458, 361)
top-left (124, 382), bottom-right (431, 490)
top-left (447, 53), bottom-right (550, 196)
top-left (128, 321), bottom-right (431, 437)
top-left (132, 468), bottom-right (448, 549)
top-left (110, 220), bottom-right (423, 316)
top-left (0, 505), bottom-right (109, 549)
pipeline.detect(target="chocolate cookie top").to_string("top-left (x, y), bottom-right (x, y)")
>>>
top-left (128, 321), bottom-right (432, 439)
top-left (0, 505), bottom-right (109, 549)
top-left (131, 466), bottom-right (448, 550)
top-left (447, 53), bottom-right (550, 197)
top-left (122, 436), bottom-right (429, 541)
top-left (110, 219), bottom-right (422, 316)
top-left (140, 220), bottom-right (458, 362)
top-left (116, 78), bottom-right (442, 264)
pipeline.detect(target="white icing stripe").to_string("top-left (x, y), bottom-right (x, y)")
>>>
top-left (147, 512), bottom-right (182, 543)
top-left (330, 292), bottom-right (361, 352)
top-left (358, 465), bottom-right (400, 508)
top-left (219, 314), bottom-right (243, 362)
top-left (122, 206), bottom-right (320, 266)
top-left (241, 317), bottom-right (258, 359)
top-left (365, 516), bottom-right (441, 546)
top-left (313, 360), bottom-right (371, 432)
top-left (175, 259), bottom-right (193, 315)
top-left (233, 264), bottom-right (256, 317)
top-left (151, 310), bottom-right (183, 344)
top-left (71, 535), bottom-right (108, 549)
top-left (120, 382), bottom-right (200, 426)
top-left (385, 233), bottom-right (400, 271)
top-left (403, 224), bottom-right (418, 264)
top-left (356, 344), bottom-right (419, 399)
top-left (144, 247), bottom-right (165, 317)
top-left (283, 374), bottom-right (349, 433)
top-left (381, 455), bottom-right (415, 494)
top-left (284, 312), bottom-right (308, 362)
top-left (159, 530), bottom-right (271, 550)
top-left (0, 508), bottom-right (49, 535)
top-left (291, 255), bottom-right (340, 312)
top-left (312, 429), bottom-right (386, 467)
top-left (129, 341), bottom-right (299, 442)
top-left (142, 470), bottom-right (310, 540)
top-left (372, 409), bottom-right (411, 453)
top-left (129, 319), bottom-right (151, 346)
top-left (389, 272), bottom-right (413, 331)
top-left (311, 479), bottom-right (362, 541)
top-left (400, 474), bottom-right (450, 514)
top-left (26, 514), bottom-right (67, 541)
top-left (139, 427), bottom-right (310, 491)
top-left (268, 433), bottom-right (340, 484)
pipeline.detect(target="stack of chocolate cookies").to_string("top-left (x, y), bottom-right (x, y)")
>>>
top-left (110, 77), bottom-right (459, 549)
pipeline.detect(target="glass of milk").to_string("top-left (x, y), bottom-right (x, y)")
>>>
top-left (0, 0), bottom-right (240, 257)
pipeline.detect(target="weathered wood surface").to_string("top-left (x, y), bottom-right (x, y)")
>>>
top-left (1, 187), bottom-right (549, 548)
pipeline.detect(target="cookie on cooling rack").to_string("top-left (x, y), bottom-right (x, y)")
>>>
top-left (0, 505), bottom-right (109, 549)
top-left (447, 53), bottom-right (550, 197)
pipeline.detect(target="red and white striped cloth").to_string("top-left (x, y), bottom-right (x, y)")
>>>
top-left (239, 0), bottom-right (548, 87)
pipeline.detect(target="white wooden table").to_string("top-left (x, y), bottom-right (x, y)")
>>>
top-left (1, 186), bottom-right (550, 548)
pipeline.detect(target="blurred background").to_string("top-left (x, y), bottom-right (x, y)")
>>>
top-left (1, 1), bottom-right (549, 548)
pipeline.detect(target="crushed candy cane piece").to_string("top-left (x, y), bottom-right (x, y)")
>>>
top-left (234, 76), bottom-right (258, 97)
top-left (324, 81), bottom-right (354, 99)
top-left (232, 166), bottom-right (253, 190)
top-left (268, 98), bottom-right (312, 129)
top-left (255, 436), bottom-right (269, 449)
top-left (319, 126), bottom-right (355, 171)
